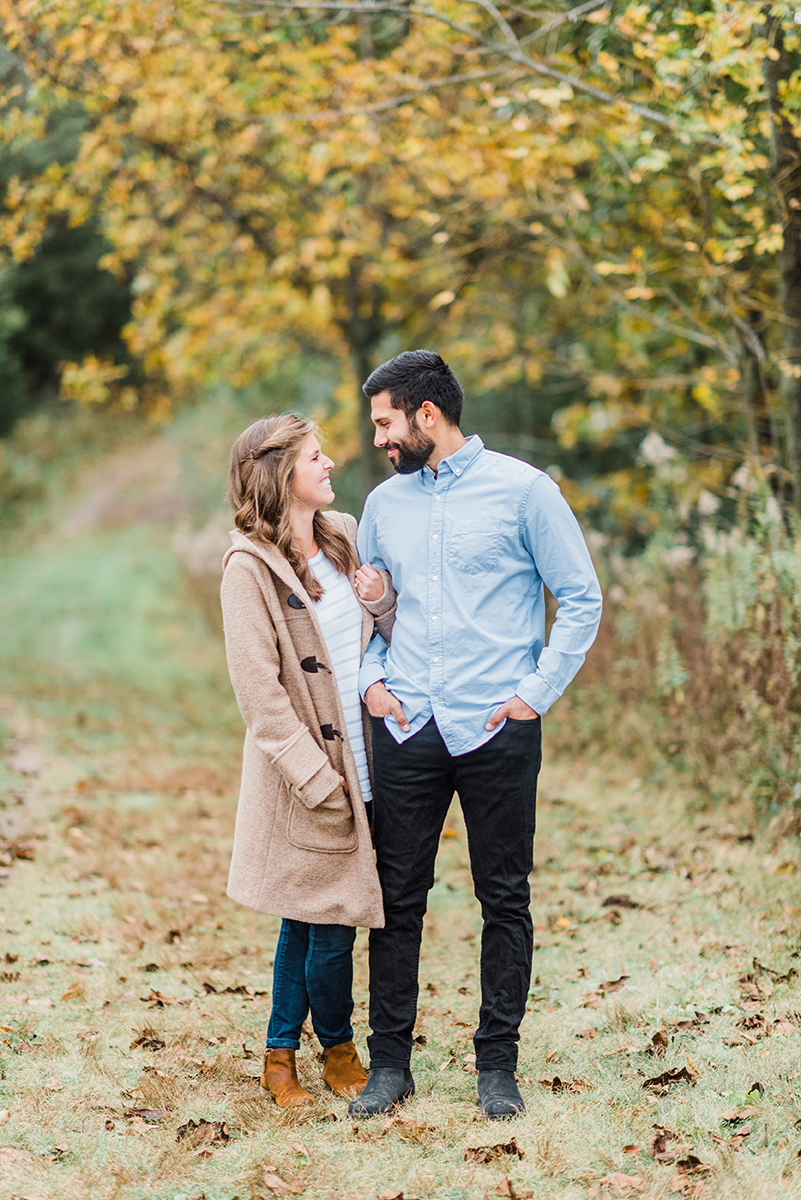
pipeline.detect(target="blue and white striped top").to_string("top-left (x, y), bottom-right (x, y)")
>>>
top-left (308, 550), bottom-right (372, 804)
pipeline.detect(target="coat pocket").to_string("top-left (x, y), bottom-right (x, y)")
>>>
top-left (286, 785), bottom-right (358, 854)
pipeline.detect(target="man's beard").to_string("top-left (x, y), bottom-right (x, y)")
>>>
top-left (388, 422), bottom-right (435, 474)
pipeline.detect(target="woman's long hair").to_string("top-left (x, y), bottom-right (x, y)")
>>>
top-left (227, 415), bottom-right (356, 600)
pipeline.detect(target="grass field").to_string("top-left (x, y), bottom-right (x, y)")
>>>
top-left (2, 429), bottom-right (801, 1200)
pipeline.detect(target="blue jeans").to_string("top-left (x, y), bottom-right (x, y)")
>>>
top-left (265, 919), bottom-right (357, 1050)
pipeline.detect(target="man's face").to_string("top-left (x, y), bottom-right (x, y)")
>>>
top-left (370, 390), bottom-right (435, 474)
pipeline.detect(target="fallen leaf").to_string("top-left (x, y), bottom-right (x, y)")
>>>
top-left (649, 1126), bottom-right (682, 1162)
top-left (383, 1114), bottom-right (438, 1143)
top-left (141, 990), bottom-right (192, 1008)
top-left (175, 1118), bottom-right (229, 1145)
top-left (130, 1030), bottom-right (166, 1051)
top-left (241, 1043), bottom-right (260, 1060)
top-left (496, 1177), bottom-right (534, 1198)
top-left (540, 1076), bottom-right (591, 1093)
top-left (752, 958), bottom-right (798, 984)
top-left (290, 1140), bottom-right (310, 1155)
top-left (648, 1030), bottom-right (669, 1056)
top-left (464, 1138), bottom-right (525, 1164)
top-left (601, 895), bottom-right (640, 909)
top-left (720, 1107), bottom-right (758, 1124)
top-left (261, 1171), bottom-right (304, 1190)
top-left (0, 1111), bottom-right (9, 1124)
top-left (125, 1108), bottom-right (166, 1123)
top-left (598, 1172), bottom-right (643, 1192)
top-left (545, 1048), bottom-right (558, 1062)
top-left (0, 1145), bottom-right (36, 1162)
top-left (685, 1050), bottom-right (700, 1076)
top-left (676, 1155), bottom-right (711, 1174)
top-left (598, 976), bottom-right (629, 993)
top-left (710, 1125), bottom-right (750, 1150)
top-left (643, 1066), bottom-right (697, 1094)
top-left (622, 1144), bottom-right (639, 1155)
top-left (377, 1192), bottom-right (404, 1200)
top-left (575, 1027), bottom-right (597, 1039)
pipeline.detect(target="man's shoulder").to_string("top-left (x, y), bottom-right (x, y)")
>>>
top-left (363, 473), bottom-right (417, 511)
top-left (476, 448), bottom-right (552, 493)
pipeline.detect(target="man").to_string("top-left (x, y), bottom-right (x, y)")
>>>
top-left (349, 350), bottom-right (602, 1120)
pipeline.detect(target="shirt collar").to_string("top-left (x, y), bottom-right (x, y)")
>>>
top-left (422, 434), bottom-right (485, 483)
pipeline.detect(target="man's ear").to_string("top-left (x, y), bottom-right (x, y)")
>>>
top-left (418, 400), bottom-right (438, 428)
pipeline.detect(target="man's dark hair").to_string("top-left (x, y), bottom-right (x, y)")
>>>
top-left (362, 350), bottom-right (463, 427)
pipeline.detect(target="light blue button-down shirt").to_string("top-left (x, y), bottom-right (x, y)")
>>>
top-left (357, 435), bottom-right (602, 755)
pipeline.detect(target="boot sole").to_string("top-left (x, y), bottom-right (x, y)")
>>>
top-left (259, 1083), bottom-right (314, 1106)
top-left (348, 1087), bottom-right (415, 1118)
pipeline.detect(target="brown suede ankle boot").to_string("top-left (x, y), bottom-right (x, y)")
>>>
top-left (321, 1041), bottom-right (369, 1098)
top-left (260, 1049), bottom-right (314, 1107)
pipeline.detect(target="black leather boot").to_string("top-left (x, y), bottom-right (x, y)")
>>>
top-left (347, 1066), bottom-right (415, 1118)
top-left (477, 1069), bottom-right (526, 1119)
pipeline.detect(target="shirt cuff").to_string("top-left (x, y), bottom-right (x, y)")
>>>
top-left (516, 673), bottom-right (561, 717)
top-left (359, 661), bottom-right (387, 702)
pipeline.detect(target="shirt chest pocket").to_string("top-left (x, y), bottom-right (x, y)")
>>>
top-left (446, 520), bottom-right (500, 575)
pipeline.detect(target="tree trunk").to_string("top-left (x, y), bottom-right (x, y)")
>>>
top-left (763, 13), bottom-right (801, 506)
top-left (337, 262), bottom-right (388, 503)
top-left (350, 345), bottom-right (385, 499)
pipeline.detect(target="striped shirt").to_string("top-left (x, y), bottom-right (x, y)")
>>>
top-left (308, 550), bottom-right (372, 804)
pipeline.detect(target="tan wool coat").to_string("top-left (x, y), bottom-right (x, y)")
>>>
top-left (221, 511), bottom-right (393, 928)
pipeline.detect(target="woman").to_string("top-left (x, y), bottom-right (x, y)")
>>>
top-left (221, 414), bottom-right (394, 1107)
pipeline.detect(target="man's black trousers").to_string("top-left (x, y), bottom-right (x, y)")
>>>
top-left (367, 714), bottom-right (541, 1072)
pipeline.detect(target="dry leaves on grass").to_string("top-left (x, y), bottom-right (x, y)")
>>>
top-left (175, 1118), bottom-right (230, 1148)
top-left (141, 990), bottom-right (192, 1008)
top-left (262, 1167), bottom-right (306, 1194)
top-left (200, 981), bottom-right (268, 997)
top-left (647, 1029), bottom-right (669, 1056)
top-left (130, 1029), bottom-right (166, 1051)
top-left (464, 1137), bottom-right (525, 1164)
top-left (377, 1192), bottom-right (422, 1200)
top-left (383, 1114), bottom-right (440, 1144)
top-left (720, 1106), bottom-right (758, 1123)
top-left (540, 1076), bottom-right (592, 1093)
top-left (649, 1125), bottom-right (687, 1163)
top-left (0, 1145), bottom-right (36, 1163)
top-left (595, 1172), bottom-right (643, 1194)
top-left (643, 1065), bottom-right (697, 1094)
top-left (710, 1126), bottom-right (750, 1150)
top-left (581, 977), bottom-right (629, 1008)
top-left (495, 1176), bottom-right (534, 1198)
top-left (669, 1156), bottom-right (712, 1194)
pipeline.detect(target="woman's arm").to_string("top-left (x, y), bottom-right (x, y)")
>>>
top-left (221, 556), bottom-right (342, 808)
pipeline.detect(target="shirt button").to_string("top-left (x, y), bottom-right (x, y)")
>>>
top-left (433, 657), bottom-right (440, 662)
top-left (432, 575), bottom-right (438, 581)
top-left (434, 496), bottom-right (442, 501)
top-left (431, 615), bottom-right (438, 621)
top-left (432, 534), bottom-right (439, 540)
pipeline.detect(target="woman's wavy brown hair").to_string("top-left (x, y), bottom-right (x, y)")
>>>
top-left (227, 415), bottom-right (356, 601)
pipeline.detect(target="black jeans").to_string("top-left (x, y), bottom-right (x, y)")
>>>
top-left (368, 715), bottom-right (541, 1072)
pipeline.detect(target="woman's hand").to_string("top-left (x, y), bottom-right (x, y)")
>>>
top-left (354, 561), bottom-right (385, 603)
top-left (338, 775), bottom-right (350, 796)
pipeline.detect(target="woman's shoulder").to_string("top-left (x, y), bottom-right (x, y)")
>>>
top-left (325, 509), bottom-right (357, 540)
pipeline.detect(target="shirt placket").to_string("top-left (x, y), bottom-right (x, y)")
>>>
top-left (428, 474), bottom-right (446, 719)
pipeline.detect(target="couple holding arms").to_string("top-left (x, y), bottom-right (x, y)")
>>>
top-left (221, 350), bottom-right (602, 1121)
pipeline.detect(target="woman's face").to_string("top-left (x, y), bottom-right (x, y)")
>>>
top-left (291, 433), bottom-right (335, 512)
